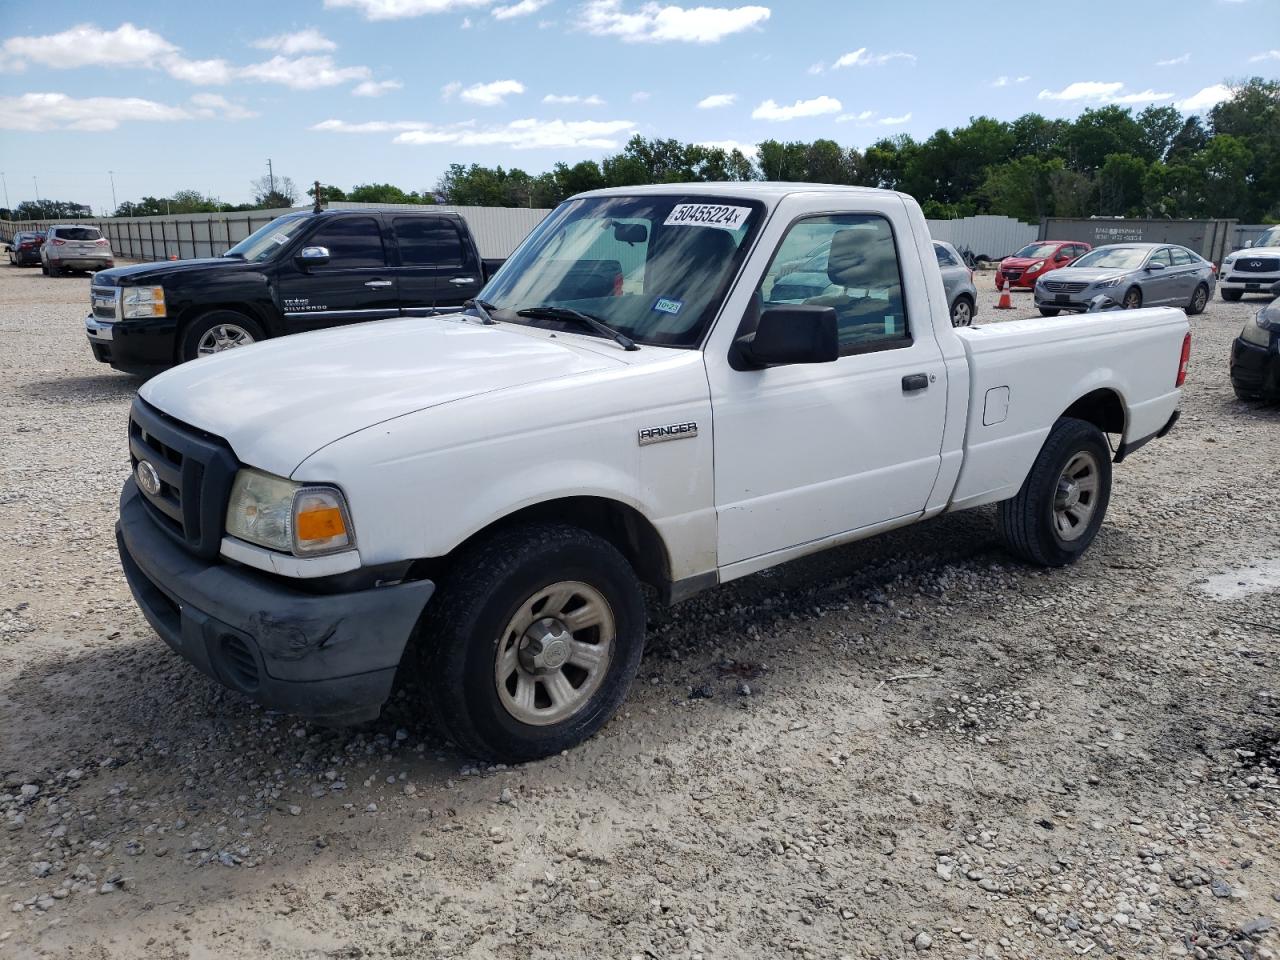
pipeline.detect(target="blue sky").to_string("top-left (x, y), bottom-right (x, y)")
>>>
top-left (0, 0), bottom-right (1276, 212)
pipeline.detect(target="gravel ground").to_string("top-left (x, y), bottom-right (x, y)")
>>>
top-left (0, 265), bottom-right (1278, 960)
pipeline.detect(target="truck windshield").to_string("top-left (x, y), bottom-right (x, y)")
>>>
top-left (480, 195), bottom-right (764, 348)
top-left (1255, 226), bottom-right (1280, 248)
top-left (223, 214), bottom-right (309, 263)
top-left (1072, 247), bottom-right (1149, 269)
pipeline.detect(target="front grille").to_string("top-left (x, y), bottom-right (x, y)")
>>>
top-left (91, 287), bottom-right (119, 321)
top-left (219, 635), bottom-right (261, 691)
top-left (1003, 270), bottom-right (1022, 279)
top-left (1236, 258), bottom-right (1279, 273)
top-left (128, 398), bottom-right (238, 559)
top-left (1045, 280), bottom-right (1089, 293)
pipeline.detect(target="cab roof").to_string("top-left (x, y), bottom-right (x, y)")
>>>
top-left (573, 182), bottom-right (906, 208)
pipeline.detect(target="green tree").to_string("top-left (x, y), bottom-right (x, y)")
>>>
top-left (1062, 106), bottom-right (1146, 174)
top-left (1136, 105), bottom-right (1183, 163)
top-left (1097, 153), bottom-right (1149, 216)
top-left (979, 156), bottom-right (1061, 222)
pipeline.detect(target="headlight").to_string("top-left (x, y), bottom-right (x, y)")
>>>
top-left (1097, 276), bottom-right (1123, 289)
top-left (1223, 256), bottom-right (1236, 268)
top-left (122, 286), bottom-right (166, 319)
top-left (1241, 312), bottom-right (1274, 348)
top-left (225, 468), bottom-right (354, 556)
top-left (1027, 260), bottom-right (1045, 273)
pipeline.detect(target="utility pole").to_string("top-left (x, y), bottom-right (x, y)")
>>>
top-left (1, 171), bottom-right (9, 213)
top-left (312, 179), bottom-right (323, 213)
top-left (33, 176), bottom-right (40, 205)
top-left (108, 170), bottom-right (117, 214)
top-left (267, 158), bottom-right (275, 197)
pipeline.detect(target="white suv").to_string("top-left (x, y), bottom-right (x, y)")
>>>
top-left (1221, 225), bottom-right (1280, 302)
top-left (41, 224), bottom-right (114, 276)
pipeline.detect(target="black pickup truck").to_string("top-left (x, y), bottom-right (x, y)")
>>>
top-left (85, 209), bottom-right (504, 374)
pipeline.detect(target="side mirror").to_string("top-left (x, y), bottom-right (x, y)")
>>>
top-left (1145, 261), bottom-right (1166, 272)
top-left (733, 305), bottom-right (839, 369)
top-left (295, 245), bottom-right (331, 268)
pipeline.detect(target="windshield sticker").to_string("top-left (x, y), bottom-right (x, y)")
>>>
top-left (271, 233), bottom-right (290, 245)
top-left (664, 203), bottom-right (751, 231)
top-left (652, 296), bottom-right (683, 315)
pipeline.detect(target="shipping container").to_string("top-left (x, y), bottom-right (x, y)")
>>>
top-left (1040, 217), bottom-right (1237, 264)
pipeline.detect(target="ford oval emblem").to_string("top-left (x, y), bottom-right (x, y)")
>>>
top-left (135, 460), bottom-right (161, 497)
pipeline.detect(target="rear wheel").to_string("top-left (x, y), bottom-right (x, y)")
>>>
top-left (179, 310), bottom-right (264, 363)
top-left (950, 295), bottom-right (974, 327)
top-left (998, 417), bottom-right (1112, 567)
top-left (1221, 289), bottom-right (1243, 302)
top-left (1186, 284), bottom-right (1209, 315)
top-left (1122, 287), bottom-right (1142, 309)
top-left (417, 523), bottom-right (646, 761)
top-left (1234, 386), bottom-right (1262, 401)
top-left (1038, 307), bottom-right (1060, 318)
top-left (47, 263), bottom-right (62, 277)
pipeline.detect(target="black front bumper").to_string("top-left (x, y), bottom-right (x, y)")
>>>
top-left (116, 479), bottom-right (435, 723)
top-left (85, 314), bottom-right (181, 373)
top-left (1230, 335), bottom-right (1280, 399)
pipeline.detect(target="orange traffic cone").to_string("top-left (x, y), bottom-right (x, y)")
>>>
top-left (996, 290), bottom-right (1013, 310)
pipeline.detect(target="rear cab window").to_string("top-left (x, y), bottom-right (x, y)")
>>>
top-left (393, 217), bottom-right (466, 267)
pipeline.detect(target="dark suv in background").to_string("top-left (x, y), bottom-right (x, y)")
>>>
top-left (5, 231), bottom-right (45, 267)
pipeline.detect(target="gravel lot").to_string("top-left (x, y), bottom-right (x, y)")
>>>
top-left (1, 265), bottom-right (1278, 960)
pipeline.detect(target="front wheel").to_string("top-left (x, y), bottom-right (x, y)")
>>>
top-left (179, 310), bottom-right (264, 363)
top-left (950, 295), bottom-right (974, 327)
top-left (997, 417), bottom-right (1112, 567)
top-left (1186, 284), bottom-right (1209, 316)
top-left (1038, 307), bottom-right (1060, 318)
top-left (418, 523), bottom-right (646, 761)
top-left (1221, 289), bottom-right (1243, 302)
top-left (1122, 287), bottom-right (1142, 309)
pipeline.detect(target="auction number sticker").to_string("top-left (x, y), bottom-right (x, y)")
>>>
top-left (664, 203), bottom-right (751, 231)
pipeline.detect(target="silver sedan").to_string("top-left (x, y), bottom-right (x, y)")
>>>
top-left (1034, 243), bottom-right (1216, 317)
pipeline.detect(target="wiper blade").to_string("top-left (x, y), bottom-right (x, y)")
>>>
top-left (465, 298), bottom-right (498, 325)
top-left (515, 305), bottom-right (639, 351)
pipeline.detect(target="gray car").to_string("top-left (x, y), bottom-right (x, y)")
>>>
top-left (41, 224), bottom-right (115, 276)
top-left (769, 239), bottom-right (977, 327)
top-left (1034, 242), bottom-right (1215, 317)
top-left (933, 240), bottom-right (978, 326)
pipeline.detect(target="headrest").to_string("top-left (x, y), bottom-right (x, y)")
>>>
top-left (827, 228), bottom-right (896, 288)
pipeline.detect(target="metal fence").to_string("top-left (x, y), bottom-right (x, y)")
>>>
top-left (0, 203), bottom-right (553, 262)
top-left (926, 215), bottom-right (1038, 260)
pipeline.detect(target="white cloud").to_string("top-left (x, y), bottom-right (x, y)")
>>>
top-left (189, 93), bottom-right (257, 120)
top-left (836, 109), bottom-right (874, 123)
top-left (252, 28), bottom-right (337, 54)
top-left (163, 57), bottom-right (235, 85)
top-left (1155, 53), bottom-right (1190, 66)
top-left (461, 16), bottom-right (474, 26)
top-left (697, 93), bottom-right (736, 109)
top-left (751, 95), bottom-right (841, 121)
top-left (493, 0), bottom-right (550, 17)
top-left (831, 48), bottom-right (915, 69)
top-left (312, 118), bottom-right (431, 133)
top-left (807, 61), bottom-right (825, 75)
top-left (0, 91), bottom-right (199, 131)
top-left (698, 139), bottom-right (757, 158)
top-left (459, 79), bottom-right (526, 106)
top-left (878, 112), bottom-right (911, 125)
top-left (323, 0), bottom-right (493, 19)
top-left (580, 1), bottom-right (771, 43)
top-left (1037, 81), bottom-right (1169, 104)
top-left (543, 93), bottom-right (605, 105)
top-left (353, 79), bottom-right (403, 96)
top-left (631, 90), bottom-right (650, 102)
top-left (0, 22), bottom-right (175, 70)
top-left (1177, 83), bottom-right (1232, 111)
top-left (991, 75), bottom-right (1029, 88)
top-left (398, 117), bottom-right (637, 148)
top-left (240, 55), bottom-right (371, 89)
top-left (1249, 49), bottom-right (1280, 62)
top-left (441, 81), bottom-right (463, 99)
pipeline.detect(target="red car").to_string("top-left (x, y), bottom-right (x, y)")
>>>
top-left (997, 240), bottom-right (1091, 290)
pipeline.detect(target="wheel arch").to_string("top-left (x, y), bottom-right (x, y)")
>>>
top-left (1060, 387), bottom-right (1126, 438)
top-left (172, 303), bottom-right (272, 363)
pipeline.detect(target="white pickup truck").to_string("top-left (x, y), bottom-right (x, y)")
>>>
top-left (116, 183), bottom-right (1190, 760)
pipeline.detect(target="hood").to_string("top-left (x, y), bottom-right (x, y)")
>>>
top-left (139, 316), bottom-right (626, 477)
top-left (1228, 247), bottom-right (1280, 259)
top-left (1038, 266), bottom-right (1131, 285)
top-left (1000, 256), bottom-right (1045, 269)
top-left (92, 257), bottom-right (249, 286)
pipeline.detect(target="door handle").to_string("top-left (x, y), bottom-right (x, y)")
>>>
top-left (364, 279), bottom-right (393, 288)
top-left (902, 373), bottom-right (930, 392)
top-left (449, 277), bottom-right (477, 285)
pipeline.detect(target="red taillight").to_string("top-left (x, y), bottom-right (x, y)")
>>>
top-left (1176, 332), bottom-right (1191, 387)
top-left (612, 272), bottom-right (623, 296)
top-left (51, 237), bottom-right (66, 245)
top-left (19, 242), bottom-right (33, 250)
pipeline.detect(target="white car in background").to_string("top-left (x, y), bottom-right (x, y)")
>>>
top-left (41, 224), bottom-right (115, 276)
top-left (1221, 225), bottom-right (1280, 302)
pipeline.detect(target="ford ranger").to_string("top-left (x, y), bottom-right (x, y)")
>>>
top-left (115, 184), bottom-right (1190, 761)
top-left (85, 208), bottom-right (503, 374)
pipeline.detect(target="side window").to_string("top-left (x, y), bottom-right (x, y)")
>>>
top-left (1170, 247), bottom-right (1194, 265)
top-left (758, 214), bottom-right (909, 354)
top-left (934, 244), bottom-right (957, 267)
top-left (394, 218), bottom-right (465, 268)
top-left (1149, 248), bottom-right (1173, 267)
top-left (306, 217), bottom-right (386, 269)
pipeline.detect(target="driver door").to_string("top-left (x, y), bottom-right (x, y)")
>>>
top-left (275, 216), bottom-right (399, 334)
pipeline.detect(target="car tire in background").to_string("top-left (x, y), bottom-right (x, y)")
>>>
top-left (1221, 289), bottom-right (1243, 302)
top-left (1038, 308), bottom-right (1060, 318)
top-left (1186, 284), bottom-right (1209, 316)
top-left (950, 295), bottom-right (975, 327)
top-left (997, 416), bottom-right (1112, 568)
top-left (178, 310), bottom-right (265, 363)
top-left (47, 263), bottom-right (62, 277)
top-left (416, 522), bottom-right (646, 762)
top-left (1122, 287), bottom-right (1142, 309)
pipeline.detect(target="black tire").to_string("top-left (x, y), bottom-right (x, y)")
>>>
top-left (417, 523), bottom-right (646, 762)
top-left (1221, 289), bottom-right (1243, 302)
top-left (47, 263), bottom-right (62, 277)
top-left (1233, 386), bottom-right (1262, 401)
top-left (997, 417), bottom-right (1112, 568)
top-left (178, 310), bottom-right (265, 363)
top-left (950, 294), bottom-right (975, 327)
top-left (1038, 307), bottom-right (1060, 318)
top-left (40, 263), bottom-right (48, 276)
top-left (1186, 284), bottom-right (1209, 316)
top-left (1122, 286), bottom-right (1142, 309)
